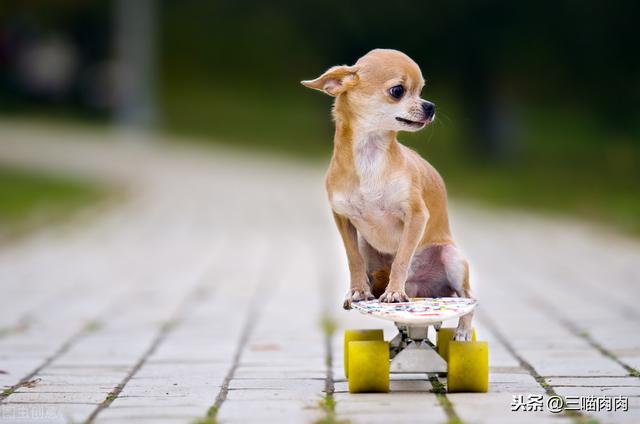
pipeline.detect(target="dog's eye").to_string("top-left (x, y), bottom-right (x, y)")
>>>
top-left (389, 85), bottom-right (405, 100)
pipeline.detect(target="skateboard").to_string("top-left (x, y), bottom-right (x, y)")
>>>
top-left (344, 297), bottom-right (488, 393)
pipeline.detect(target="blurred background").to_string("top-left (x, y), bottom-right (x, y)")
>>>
top-left (0, 0), bottom-right (638, 237)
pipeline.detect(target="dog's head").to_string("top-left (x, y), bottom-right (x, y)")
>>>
top-left (301, 49), bottom-right (435, 132)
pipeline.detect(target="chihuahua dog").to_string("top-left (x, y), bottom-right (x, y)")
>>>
top-left (302, 49), bottom-right (473, 340)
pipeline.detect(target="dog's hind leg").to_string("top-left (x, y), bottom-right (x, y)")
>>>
top-left (442, 245), bottom-right (475, 341)
top-left (359, 236), bottom-right (393, 297)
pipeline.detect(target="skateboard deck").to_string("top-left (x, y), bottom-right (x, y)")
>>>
top-left (352, 297), bottom-right (476, 325)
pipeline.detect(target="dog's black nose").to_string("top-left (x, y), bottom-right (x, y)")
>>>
top-left (422, 101), bottom-right (436, 119)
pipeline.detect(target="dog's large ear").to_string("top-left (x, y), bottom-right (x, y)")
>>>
top-left (301, 65), bottom-right (359, 96)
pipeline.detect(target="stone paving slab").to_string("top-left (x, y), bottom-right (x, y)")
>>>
top-left (333, 392), bottom-right (447, 424)
top-left (450, 393), bottom-right (571, 424)
top-left (547, 377), bottom-right (640, 387)
top-left (0, 123), bottom-right (639, 423)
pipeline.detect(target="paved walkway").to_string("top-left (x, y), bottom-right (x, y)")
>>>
top-left (0, 123), bottom-right (639, 424)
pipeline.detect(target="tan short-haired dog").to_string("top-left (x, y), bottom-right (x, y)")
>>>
top-left (302, 49), bottom-right (473, 340)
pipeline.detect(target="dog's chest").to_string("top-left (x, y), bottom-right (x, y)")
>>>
top-left (330, 138), bottom-right (409, 221)
top-left (331, 179), bottom-right (407, 220)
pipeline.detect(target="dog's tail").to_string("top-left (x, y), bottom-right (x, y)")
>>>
top-left (370, 268), bottom-right (390, 298)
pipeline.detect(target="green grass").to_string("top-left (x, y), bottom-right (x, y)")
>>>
top-left (0, 166), bottom-right (104, 241)
top-left (315, 395), bottom-right (350, 424)
top-left (320, 316), bottom-right (337, 339)
top-left (83, 320), bottom-right (104, 333)
top-left (439, 159), bottom-right (640, 235)
top-left (191, 406), bottom-right (219, 424)
top-left (428, 376), bottom-right (463, 424)
top-left (160, 77), bottom-right (333, 160)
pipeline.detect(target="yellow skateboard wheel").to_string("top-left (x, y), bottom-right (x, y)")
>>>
top-left (447, 340), bottom-right (489, 392)
top-left (436, 327), bottom-right (476, 362)
top-left (343, 329), bottom-right (384, 378)
top-left (348, 341), bottom-right (389, 393)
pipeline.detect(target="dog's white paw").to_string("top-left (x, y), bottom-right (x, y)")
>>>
top-left (343, 288), bottom-right (374, 309)
top-left (454, 326), bottom-right (473, 341)
top-left (378, 289), bottom-right (409, 303)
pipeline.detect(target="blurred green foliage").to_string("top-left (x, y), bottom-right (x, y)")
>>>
top-left (157, 0), bottom-right (639, 234)
top-left (1, 0), bottom-right (638, 234)
top-left (161, 78), bottom-right (640, 234)
top-left (0, 166), bottom-right (103, 240)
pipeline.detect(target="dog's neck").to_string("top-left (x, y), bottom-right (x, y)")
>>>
top-left (333, 112), bottom-right (398, 181)
top-left (333, 95), bottom-right (399, 180)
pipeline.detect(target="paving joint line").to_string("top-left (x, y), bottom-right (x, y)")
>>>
top-left (209, 303), bottom-right (255, 414)
top-left (83, 252), bottom-right (226, 423)
top-left (528, 297), bottom-right (640, 379)
top-left (478, 310), bottom-right (599, 424)
top-left (82, 319), bottom-right (176, 423)
top-left (0, 327), bottom-right (88, 402)
top-left (491, 262), bottom-right (639, 378)
top-left (0, 270), bottom-right (182, 403)
top-left (429, 375), bottom-right (464, 424)
top-left (316, 315), bottom-right (338, 424)
top-left (323, 321), bottom-right (335, 398)
top-left (315, 237), bottom-right (343, 424)
top-left (201, 247), bottom-right (283, 423)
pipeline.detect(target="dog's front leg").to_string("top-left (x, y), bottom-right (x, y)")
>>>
top-left (333, 212), bottom-right (374, 309)
top-left (379, 204), bottom-right (428, 303)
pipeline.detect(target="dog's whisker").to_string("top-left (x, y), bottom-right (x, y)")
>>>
top-left (426, 124), bottom-right (436, 144)
top-left (437, 111), bottom-right (454, 125)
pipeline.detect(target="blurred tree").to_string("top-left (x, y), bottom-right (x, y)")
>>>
top-left (0, 0), bottom-right (638, 157)
top-left (113, 0), bottom-right (157, 130)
